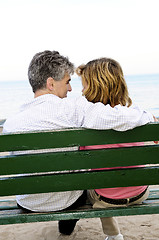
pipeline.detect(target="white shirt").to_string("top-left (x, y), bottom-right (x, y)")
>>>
top-left (3, 94), bottom-right (154, 212)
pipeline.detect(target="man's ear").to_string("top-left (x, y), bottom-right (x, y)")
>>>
top-left (46, 77), bottom-right (54, 91)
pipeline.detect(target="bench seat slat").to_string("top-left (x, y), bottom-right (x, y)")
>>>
top-left (148, 189), bottom-right (159, 199)
top-left (0, 145), bottom-right (159, 175)
top-left (0, 198), bottom-right (159, 225)
top-left (0, 189), bottom-right (159, 211)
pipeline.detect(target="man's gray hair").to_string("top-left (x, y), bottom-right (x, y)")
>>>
top-left (28, 50), bottom-right (74, 93)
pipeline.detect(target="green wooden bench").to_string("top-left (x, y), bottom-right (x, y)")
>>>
top-left (0, 122), bottom-right (159, 225)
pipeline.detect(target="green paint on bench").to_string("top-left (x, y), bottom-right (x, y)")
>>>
top-left (0, 122), bottom-right (159, 152)
top-left (0, 190), bottom-right (159, 225)
top-left (0, 122), bottom-right (159, 225)
top-left (0, 145), bottom-right (159, 175)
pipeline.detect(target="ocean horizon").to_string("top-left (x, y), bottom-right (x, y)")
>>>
top-left (0, 73), bottom-right (159, 123)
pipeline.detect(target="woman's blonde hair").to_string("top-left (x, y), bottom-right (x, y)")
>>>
top-left (76, 58), bottom-right (132, 107)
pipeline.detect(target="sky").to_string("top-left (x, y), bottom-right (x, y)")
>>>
top-left (0, 0), bottom-right (159, 81)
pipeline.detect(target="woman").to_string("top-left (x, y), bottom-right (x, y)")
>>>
top-left (76, 58), bottom-right (149, 240)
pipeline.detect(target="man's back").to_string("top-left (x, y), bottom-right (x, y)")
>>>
top-left (3, 94), bottom-right (84, 133)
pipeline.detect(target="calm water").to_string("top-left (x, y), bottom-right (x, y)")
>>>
top-left (0, 73), bottom-right (159, 121)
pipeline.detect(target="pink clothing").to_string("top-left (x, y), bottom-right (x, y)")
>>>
top-left (80, 142), bottom-right (147, 199)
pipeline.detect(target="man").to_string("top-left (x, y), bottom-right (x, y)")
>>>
top-left (3, 50), bottom-right (154, 236)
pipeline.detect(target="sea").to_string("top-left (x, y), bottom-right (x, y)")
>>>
top-left (0, 73), bottom-right (159, 124)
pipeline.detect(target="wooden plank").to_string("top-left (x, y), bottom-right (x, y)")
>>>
top-left (148, 189), bottom-right (159, 199)
top-left (0, 145), bottom-right (159, 175)
top-left (0, 202), bottom-right (18, 210)
top-left (0, 199), bottom-right (159, 225)
top-left (0, 167), bottom-right (159, 196)
top-left (0, 122), bottom-right (159, 152)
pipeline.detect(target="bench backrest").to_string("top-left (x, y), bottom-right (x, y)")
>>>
top-left (0, 122), bottom-right (159, 196)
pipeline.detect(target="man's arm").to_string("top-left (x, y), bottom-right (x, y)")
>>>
top-left (75, 97), bottom-right (154, 131)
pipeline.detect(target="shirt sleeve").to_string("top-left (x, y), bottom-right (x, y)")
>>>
top-left (74, 97), bottom-right (154, 131)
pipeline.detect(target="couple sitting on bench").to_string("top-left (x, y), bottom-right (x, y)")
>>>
top-left (3, 51), bottom-right (155, 240)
